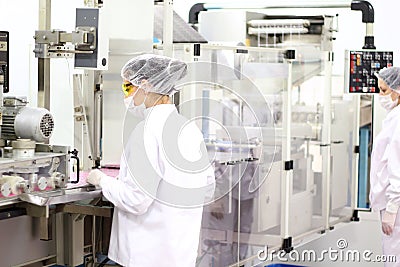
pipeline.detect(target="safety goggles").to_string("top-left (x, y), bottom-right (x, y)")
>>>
top-left (121, 82), bottom-right (137, 97)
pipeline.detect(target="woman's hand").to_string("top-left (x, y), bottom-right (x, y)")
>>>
top-left (382, 210), bottom-right (397, 236)
top-left (87, 169), bottom-right (106, 186)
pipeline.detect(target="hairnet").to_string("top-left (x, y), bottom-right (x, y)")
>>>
top-left (121, 54), bottom-right (187, 95)
top-left (377, 67), bottom-right (400, 92)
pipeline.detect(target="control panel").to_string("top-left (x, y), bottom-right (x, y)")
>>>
top-left (346, 50), bottom-right (393, 93)
top-left (0, 31), bottom-right (8, 93)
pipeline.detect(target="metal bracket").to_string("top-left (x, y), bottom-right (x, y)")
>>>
top-left (281, 236), bottom-right (293, 253)
top-left (193, 43), bottom-right (201, 57)
top-left (284, 50), bottom-right (296, 60)
top-left (33, 27), bottom-right (97, 59)
top-left (236, 48), bottom-right (248, 54)
top-left (351, 209), bottom-right (360, 222)
top-left (328, 51), bottom-right (335, 62)
top-left (284, 160), bottom-right (294, 171)
top-left (73, 26), bottom-right (97, 51)
top-left (48, 156), bottom-right (60, 175)
top-left (18, 202), bottom-right (50, 218)
top-left (56, 203), bottom-right (112, 218)
top-left (39, 216), bottom-right (53, 241)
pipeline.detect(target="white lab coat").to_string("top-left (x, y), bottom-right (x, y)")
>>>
top-left (100, 104), bottom-right (215, 267)
top-left (370, 104), bottom-right (400, 265)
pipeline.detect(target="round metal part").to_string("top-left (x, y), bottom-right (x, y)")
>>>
top-left (14, 107), bottom-right (54, 142)
top-left (12, 149), bottom-right (35, 159)
top-left (37, 177), bottom-right (48, 191)
top-left (11, 139), bottom-right (36, 149)
top-left (12, 139), bottom-right (36, 159)
top-left (16, 181), bottom-right (30, 193)
top-left (0, 182), bottom-right (11, 197)
top-left (52, 172), bottom-right (66, 188)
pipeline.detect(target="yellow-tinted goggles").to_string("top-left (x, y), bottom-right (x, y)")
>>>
top-left (121, 82), bottom-right (136, 96)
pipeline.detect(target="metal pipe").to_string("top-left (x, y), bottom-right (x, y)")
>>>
top-left (351, 1), bottom-right (375, 49)
top-left (38, 0), bottom-right (51, 110)
top-left (351, 96), bottom-right (361, 211)
top-left (321, 51), bottom-right (333, 230)
top-left (203, 2), bottom-right (352, 9)
top-left (280, 60), bottom-right (293, 239)
top-left (163, 0), bottom-right (174, 57)
top-left (92, 215), bottom-right (96, 264)
top-left (366, 22), bottom-right (374, 36)
top-left (350, 0), bottom-right (374, 23)
top-left (189, 1), bottom-right (351, 24)
top-left (188, 3), bottom-right (206, 24)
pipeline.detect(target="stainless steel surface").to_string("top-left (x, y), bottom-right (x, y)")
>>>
top-left (39, 216), bottom-right (52, 240)
top-left (94, 83), bottom-right (103, 165)
top-left (0, 215), bottom-right (56, 267)
top-left (56, 203), bottom-right (112, 217)
top-left (19, 187), bottom-right (102, 206)
top-left (0, 195), bottom-right (19, 206)
top-left (56, 213), bottom-right (85, 266)
top-left (37, 0), bottom-right (51, 111)
top-left (73, 71), bottom-right (101, 170)
top-left (0, 152), bottom-right (65, 172)
top-left (12, 139), bottom-right (36, 149)
top-left (162, 0), bottom-right (173, 57)
top-left (12, 139), bottom-right (36, 159)
top-left (38, 58), bottom-right (51, 111)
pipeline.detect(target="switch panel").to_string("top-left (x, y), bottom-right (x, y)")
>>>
top-left (0, 31), bottom-right (9, 93)
top-left (346, 50), bottom-right (393, 93)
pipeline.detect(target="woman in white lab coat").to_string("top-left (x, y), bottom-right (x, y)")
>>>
top-left (87, 54), bottom-right (215, 267)
top-left (370, 67), bottom-right (400, 266)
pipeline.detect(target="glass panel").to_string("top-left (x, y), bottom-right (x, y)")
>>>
top-left (173, 44), bottom-right (343, 266)
top-left (174, 46), bottom-right (284, 267)
top-left (330, 96), bottom-right (356, 220)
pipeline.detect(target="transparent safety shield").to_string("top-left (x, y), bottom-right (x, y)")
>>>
top-left (172, 43), bottom-right (342, 267)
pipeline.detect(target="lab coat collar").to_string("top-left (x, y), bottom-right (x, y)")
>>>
top-left (143, 104), bottom-right (177, 119)
top-left (384, 104), bottom-right (400, 125)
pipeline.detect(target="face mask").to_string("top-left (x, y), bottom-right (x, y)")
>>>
top-left (124, 90), bottom-right (147, 118)
top-left (379, 93), bottom-right (398, 111)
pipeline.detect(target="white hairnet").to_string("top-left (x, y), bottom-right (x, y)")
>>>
top-left (377, 67), bottom-right (400, 92)
top-left (121, 54), bottom-right (187, 95)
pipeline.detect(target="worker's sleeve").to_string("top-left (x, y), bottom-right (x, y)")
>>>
top-left (100, 127), bottom-right (161, 215)
top-left (99, 175), bottom-right (154, 215)
top-left (385, 128), bottom-right (400, 214)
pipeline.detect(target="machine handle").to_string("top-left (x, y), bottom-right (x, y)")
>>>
top-left (70, 154), bottom-right (80, 184)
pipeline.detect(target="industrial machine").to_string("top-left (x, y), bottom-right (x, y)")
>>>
top-left (0, 2), bottom-right (114, 266)
top-left (0, 32), bottom-right (76, 204)
top-left (0, 0), bottom-right (159, 265)
top-left (0, 0), bottom-right (389, 266)
top-left (165, 1), bottom-right (385, 266)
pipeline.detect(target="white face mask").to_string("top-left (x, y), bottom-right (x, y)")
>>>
top-left (124, 90), bottom-right (147, 118)
top-left (379, 93), bottom-right (398, 111)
